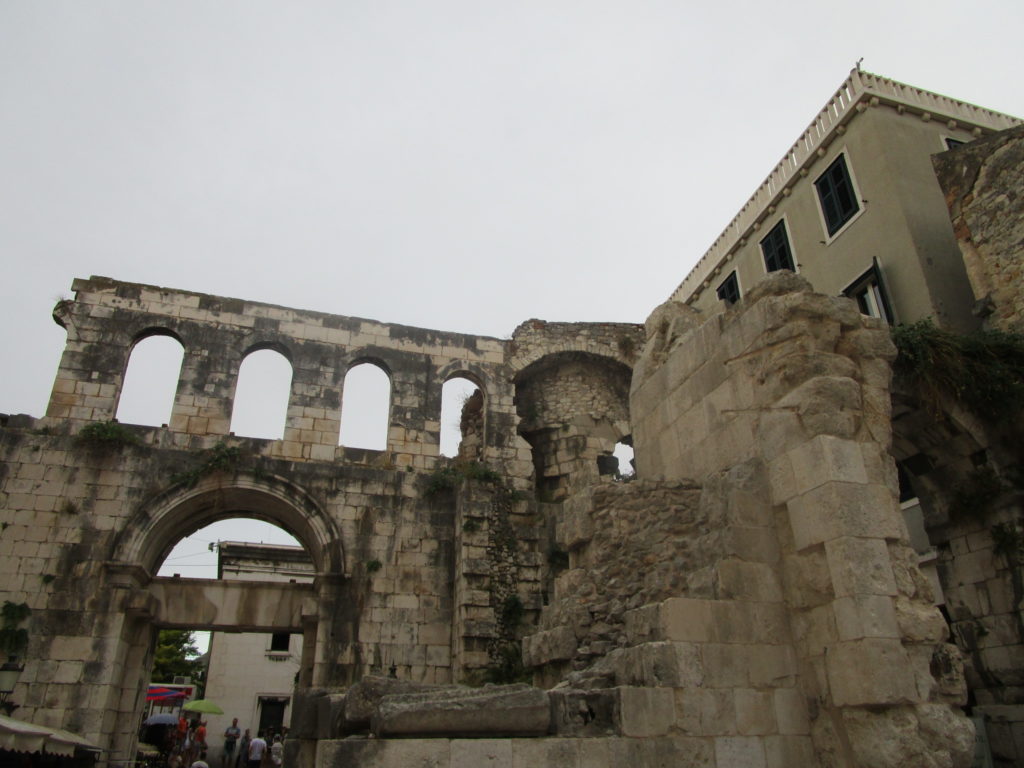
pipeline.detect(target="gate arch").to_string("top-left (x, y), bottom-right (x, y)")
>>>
top-left (112, 473), bottom-right (345, 577)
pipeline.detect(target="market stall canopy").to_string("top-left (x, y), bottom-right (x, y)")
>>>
top-left (146, 685), bottom-right (189, 702)
top-left (0, 713), bottom-right (100, 757)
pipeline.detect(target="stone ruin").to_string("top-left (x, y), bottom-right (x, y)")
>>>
top-left (3, 265), bottom-right (1002, 768)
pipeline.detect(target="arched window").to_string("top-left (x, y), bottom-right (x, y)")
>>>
top-left (339, 363), bottom-right (390, 450)
top-left (116, 334), bottom-right (184, 426)
top-left (229, 349), bottom-right (293, 439)
top-left (440, 376), bottom-right (481, 458)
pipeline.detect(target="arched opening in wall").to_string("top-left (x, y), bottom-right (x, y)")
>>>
top-left (440, 376), bottom-right (483, 459)
top-left (148, 519), bottom-right (311, 755)
top-left (229, 349), bottom-right (293, 439)
top-left (609, 439), bottom-right (635, 480)
top-left (116, 333), bottom-right (185, 426)
top-left (514, 352), bottom-right (632, 501)
top-left (339, 362), bottom-right (390, 450)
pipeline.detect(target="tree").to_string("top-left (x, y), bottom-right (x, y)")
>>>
top-left (151, 629), bottom-right (205, 694)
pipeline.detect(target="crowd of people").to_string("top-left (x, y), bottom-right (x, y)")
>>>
top-left (163, 716), bottom-right (285, 768)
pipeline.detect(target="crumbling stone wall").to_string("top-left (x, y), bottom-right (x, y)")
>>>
top-left (933, 125), bottom-right (1024, 333)
top-left (522, 273), bottom-right (973, 768)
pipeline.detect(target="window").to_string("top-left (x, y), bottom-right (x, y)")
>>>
top-left (844, 261), bottom-right (893, 324)
top-left (815, 154), bottom-right (860, 236)
top-left (716, 271), bottom-right (740, 306)
top-left (760, 220), bottom-right (795, 273)
top-left (269, 633), bottom-right (290, 653)
top-left (944, 137), bottom-right (965, 150)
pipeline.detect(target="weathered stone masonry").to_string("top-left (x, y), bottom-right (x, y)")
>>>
top-left (0, 276), bottom-right (642, 766)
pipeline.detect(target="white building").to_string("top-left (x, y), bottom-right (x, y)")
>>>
top-left (201, 541), bottom-right (314, 761)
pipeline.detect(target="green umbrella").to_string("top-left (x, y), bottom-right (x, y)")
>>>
top-left (182, 699), bottom-right (224, 715)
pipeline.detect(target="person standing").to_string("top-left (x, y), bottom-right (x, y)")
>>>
top-left (246, 732), bottom-right (267, 768)
top-left (269, 735), bottom-right (283, 767)
top-left (222, 718), bottom-right (241, 768)
top-left (235, 729), bottom-right (251, 768)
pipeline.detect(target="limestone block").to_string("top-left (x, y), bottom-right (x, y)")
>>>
top-left (451, 739), bottom-right (512, 768)
top-left (713, 736), bottom-right (766, 768)
top-left (787, 482), bottom-right (903, 551)
top-left (763, 734), bottom-right (816, 768)
top-left (613, 642), bottom-right (703, 688)
top-left (700, 644), bottom-right (751, 688)
top-left (826, 638), bottom-right (917, 706)
top-left (772, 688), bottom-right (810, 735)
top-left (615, 686), bottom-right (675, 737)
top-left (773, 375), bottom-right (862, 438)
top-left (550, 688), bottom-right (618, 737)
top-left (675, 688), bottom-right (736, 736)
top-left (660, 597), bottom-right (716, 643)
top-left (825, 537), bottom-right (898, 598)
top-left (832, 595), bottom-right (900, 640)
top-left (785, 435), bottom-right (869, 497)
top-left (734, 689), bottom-right (776, 735)
top-left (746, 645), bottom-right (798, 687)
top-left (522, 626), bottom-right (577, 667)
top-left (316, 692), bottom-right (347, 739)
top-left (342, 675), bottom-right (442, 731)
top-left (894, 596), bottom-right (948, 643)
top-left (511, 737), bottom-right (581, 768)
top-left (842, 705), bottom-right (974, 768)
top-left (714, 560), bottom-right (783, 603)
top-left (315, 737), bottom-right (450, 768)
top-left (372, 684), bottom-right (550, 737)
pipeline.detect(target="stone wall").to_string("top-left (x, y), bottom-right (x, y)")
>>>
top-left (522, 273), bottom-right (974, 767)
top-left (0, 276), bottom-right (647, 763)
top-left (933, 125), bottom-right (1024, 333)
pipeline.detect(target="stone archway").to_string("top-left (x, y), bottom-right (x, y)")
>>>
top-left (101, 474), bottom-right (346, 765)
top-left (111, 472), bottom-right (345, 578)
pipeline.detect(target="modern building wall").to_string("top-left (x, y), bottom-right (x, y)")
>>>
top-left (671, 71), bottom-right (1021, 333)
top-left (201, 543), bottom-right (313, 762)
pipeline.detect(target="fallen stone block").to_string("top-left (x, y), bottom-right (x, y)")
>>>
top-left (371, 683), bottom-right (550, 737)
top-left (343, 675), bottom-right (443, 732)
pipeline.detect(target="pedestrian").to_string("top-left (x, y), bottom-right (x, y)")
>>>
top-left (247, 732), bottom-right (267, 768)
top-left (235, 729), bottom-right (251, 768)
top-left (222, 718), bottom-right (241, 768)
top-left (269, 735), bottom-right (283, 767)
top-left (195, 720), bottom-right (207, 753)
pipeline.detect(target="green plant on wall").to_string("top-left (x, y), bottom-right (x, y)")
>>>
top-left (0, 601), bottom-right (31, 657)
top-left (75, 420), bottom-right (139, 449)
top-left (892, 320), bottom-right (1024, 419)
top-left (171, 441), bottom-right (243, 488)
top-left (422, 461), bottom-right (502, 498)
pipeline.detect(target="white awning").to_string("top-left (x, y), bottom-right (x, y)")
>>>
top-left (0, 714), bottom-right (100, 757)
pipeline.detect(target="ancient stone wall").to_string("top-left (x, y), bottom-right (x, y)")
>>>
top-left (522, 273), bottom-right (974, 768)
top-left (0, 277), bottom-right (645, 764)
top-left (933, 125), bottom-right (1024, 333)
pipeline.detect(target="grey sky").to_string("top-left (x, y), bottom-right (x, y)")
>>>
top-left (2, 2), bottom-right (1023, 599)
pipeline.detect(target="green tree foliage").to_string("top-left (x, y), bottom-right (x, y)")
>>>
top-left (151, 629), bottom-right (205, 693)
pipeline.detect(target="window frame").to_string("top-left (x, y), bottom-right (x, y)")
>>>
top-left (716, 270), bottom-right (741, 307)
top-left (814, 150), bottom-right (863, 242)
top-left (759, 217), bottom-right (797, 274)
top-left (843, 259), bottom-right (895, 325)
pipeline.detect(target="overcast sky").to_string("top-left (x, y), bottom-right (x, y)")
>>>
top-left (3, 2), bottom-right (1024, 598)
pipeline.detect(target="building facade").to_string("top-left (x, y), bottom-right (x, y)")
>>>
top-left (201, 542), bottom-right (314, 762)
top-left (670, 70), bottom-right (1021, 332)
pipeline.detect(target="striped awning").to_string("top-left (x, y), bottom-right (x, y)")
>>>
top-left (0, 713), bottom-right (100, 757)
